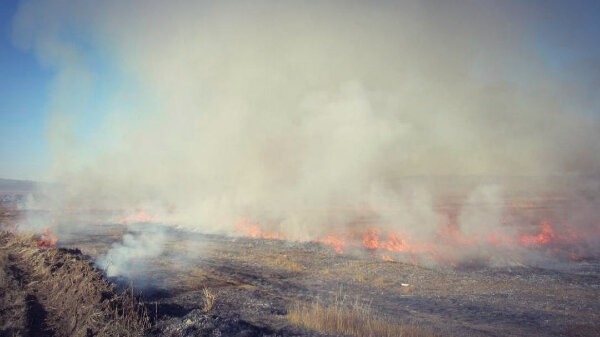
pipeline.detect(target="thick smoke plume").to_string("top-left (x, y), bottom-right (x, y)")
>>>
top-left (97, 224), bottom-right (167, 278)
top-left (12, 1), bottom-right (600, 266)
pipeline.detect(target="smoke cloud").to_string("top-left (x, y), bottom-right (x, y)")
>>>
top-left (12, 1), bottom-right (600, 265)
top-left (97, 224), bottom-right (167, 278)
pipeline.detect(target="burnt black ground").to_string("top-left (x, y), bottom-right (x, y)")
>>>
top-left (50, 224), bottom-right (600, 337)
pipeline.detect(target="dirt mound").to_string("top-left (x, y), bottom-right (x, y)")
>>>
top-left (0, 232), bottom-right (149, 337)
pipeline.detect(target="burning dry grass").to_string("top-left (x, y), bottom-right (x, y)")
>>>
top-left (20, 216), bottom-right (599, 336)
top-left (0, 231), bottom-right (149, 337)
top-left (287, 298), bottom-right (440, 337)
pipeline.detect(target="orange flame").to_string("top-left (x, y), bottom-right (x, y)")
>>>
top-left (485, 232), bottom-right (513, 247)
top-left (380, 233), bottom-right (415, 253)
top-left (362, 228), bottom-right (380, 250)
top-left (518, 221), bottom-right (556, 246)
top-left (316, 228), bottom-right (423, 256)
top-left (235, 217), bottom-right (285, 240)
top-left (569, 252), bottom-right (584, 261)
top-left (37, 228), bottom-right (57, 249)
top-left (120, 209), bottom-right (156, 224)
top-left (316, 235), bottom-right (346, 253)
top-left (235, 213), bottom-right (595, 266)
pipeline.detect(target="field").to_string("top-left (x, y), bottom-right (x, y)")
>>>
top-left (72, 226), bottom-right (599, 337)
top-left (1, 184), bottom-right (600, 337)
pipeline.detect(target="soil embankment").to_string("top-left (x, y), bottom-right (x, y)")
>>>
top-left (0, 232), bottom-right (148, 337)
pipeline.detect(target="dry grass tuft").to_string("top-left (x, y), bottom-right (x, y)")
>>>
top-left (202, 287), bottom-right (217, 312)
top-left (287, 298), bottom-right (439, 337)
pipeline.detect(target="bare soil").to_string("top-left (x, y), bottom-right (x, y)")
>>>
top-left (0, 232), bottom-right (148, 337)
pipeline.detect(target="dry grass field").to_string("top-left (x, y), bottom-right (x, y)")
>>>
top-left (42, 223), bottom-right (597, 337)
top-left (1, 192), bottom-right (599, 337)
top-left (287, 298), bottom-right (440, 337)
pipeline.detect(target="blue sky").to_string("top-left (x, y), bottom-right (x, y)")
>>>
top-left (0, 0), bottom-right (124, 181)
top-left (0, 0), bottom-right (51, 180)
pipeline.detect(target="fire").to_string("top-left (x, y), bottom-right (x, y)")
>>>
top-left (120, 209), bottom-right (156, 224)
top-left (233, 213), bottom-right (595, 267)
top-left (436, 223), bottom-right (475, 246)
top-left (320, 219), bottom-right (590, 265)
top-left (316, 235), bottom-right (346, 253)
top-left (380, 233), bottom-right (417, 253)
top-left (235, 217), bottom-right (285, 240)
top-left (569, 252), bottom-right (584, 261)
top-left (316, 228), bottom-right (421, 256)
top-left (518, 221), bottom-right (556, 246)
top-left (37, 228), bottom-right (57, 248)
top-left (362, 228), bottom-right (380, 250)
top-left (485, 232), bottom-right (513, 247)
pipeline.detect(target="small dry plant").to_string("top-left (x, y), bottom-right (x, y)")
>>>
top-left (287, 294), bottom-right (439, 337)
top-left (202, 287), bottom-right (217, 312)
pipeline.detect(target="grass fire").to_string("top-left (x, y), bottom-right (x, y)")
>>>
top-left (2, 1), bottom-right (600, 336)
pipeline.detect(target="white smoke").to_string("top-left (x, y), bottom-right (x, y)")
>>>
top-left (97, 225), bottom-right (167, 278)
top-left (11, 1), bottom-right (600, 265)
